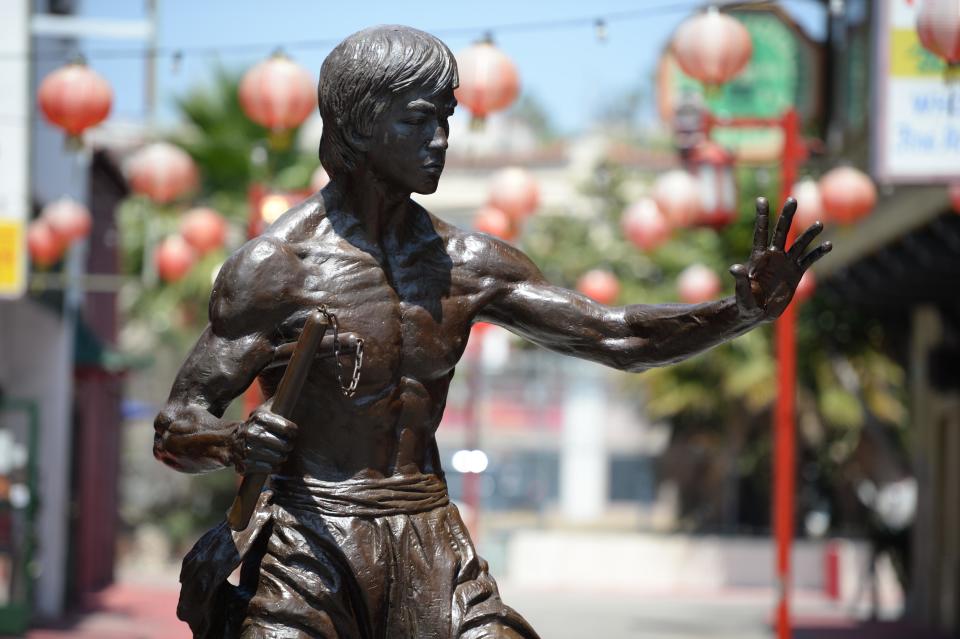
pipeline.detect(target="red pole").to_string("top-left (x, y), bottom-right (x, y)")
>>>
top-left (774, 108), bottom-right (802, 639)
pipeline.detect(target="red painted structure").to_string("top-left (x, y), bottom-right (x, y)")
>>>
top-left (703, 108), bottom-right (807, 639)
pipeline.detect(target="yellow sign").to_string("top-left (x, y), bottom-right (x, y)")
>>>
top-left (890, 29), bottom-right (948, 78)
top-left (0, 219), bottom-right (26, 298)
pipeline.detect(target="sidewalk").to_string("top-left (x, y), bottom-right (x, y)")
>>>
top-left (4, 579), bottom-right (946, 639)
top-left (13, 583), bottom-right (189, 639)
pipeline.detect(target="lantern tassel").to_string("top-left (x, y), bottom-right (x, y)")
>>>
top-left (268, 128), bottom-right (293, 151)
top-left (64, 133), bottom-right (84, 152)
top-left (944, 62), bottom-right (960, 84)
top-left (470, 116), bottom-right (487, 131)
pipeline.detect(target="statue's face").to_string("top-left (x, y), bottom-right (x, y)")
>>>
top-left (366, 85), bottom-right (456, 195)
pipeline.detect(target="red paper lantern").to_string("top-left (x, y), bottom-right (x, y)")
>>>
top-left (37, 60), bottom-right (112, 145)
top-left (653, 170), bottom-right (702, 228)
top-left (622, 198), bottom-right (670, 251)
top-left (795, 270), bottom-right (816, 304)
top-left (155, 235), bottom-right (197, 283)
top-left (819, 167), bottom-right (876, 225)
top-left (180, 207), bottom-right (227, 255)
top-left (791, 179), bottom-right (826, 230)
top-left (917, 0), bottom-right (960, 74)
top-left (311, 166), bottom-right (330, 191)
top-left (678, 263), bottom-right (721, 304)
top-left (577, 269), bottom-right (620, 305)
top-left (672, 7), bottom-right (752, 88)
top-left (239, 52), bottom-right (315, 131)
top-left (949, 182), bottom-right (960, 214)
top-left (127, 143), bottom-right (199, 204)
top-left (27, 219), bottom-right (65, 267)
top-left (689, 141), bottom-right (737, 228)
top-left (488, 167), bottom-right (539, 220)
top-left (473, 206), bottom-right (516, 241)
top-left (41, 197), bottom-right (92, 244)
top-left (455, 39), bottom-right (520, 123)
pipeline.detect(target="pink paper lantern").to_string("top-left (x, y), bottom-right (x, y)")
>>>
top-left (672, 7), bottom-right (753, 87)
top-left (917, 0), bottom-right (960, 69)
top-left (41, 197), bottom-right (92, 244)
top-left (791, 179), bottom-right (826, 230)
top-left (678, 264), bottom-right (721, 304)
top-left (473, 206), bottom-right (516, 241)
top-left (577, 269), bottom-right (620, 305)
top-left (239, 52), bottom-right (316, 131)
top-left (455, 40), bottom-right (520, 123)
top-left (180, 207), bottom-right (227, 255)
top-left (27, 219), bottom-right (66, 267)
top-left (819, 167), bottom-right (876, 225)
top-left (127, 143), bottom-right (199, 204)
top-left (622, 198), bottom-right (670, 251)
top-left (155, 235), bottom-right (197, 283)
top-left (488, 167), bottom-right (540, 220)
top-left (653, 170), bottom-right (702, 227)
top-left (37, 60), bottom-right (112, 144)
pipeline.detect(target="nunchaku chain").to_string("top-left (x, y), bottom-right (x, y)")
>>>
top-left (317, 305), bottom-right (364, 397)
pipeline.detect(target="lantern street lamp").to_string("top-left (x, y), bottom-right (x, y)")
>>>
top-left (689, 141), bottom-right (737, 228)
top-left (455, 36), bottom-right (520, 127)
top-left (916, 0), bottom-right (960, 80)
top-left (672, 6), bottom-right (753, 92)
top-left (37, 59), bottom-right (112, 149)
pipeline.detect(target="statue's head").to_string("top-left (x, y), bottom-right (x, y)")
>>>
top-left (318, 25), bottom-right (459, 188)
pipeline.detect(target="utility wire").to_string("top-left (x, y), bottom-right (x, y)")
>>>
top-left (0, 0), bottom-right (720, 64)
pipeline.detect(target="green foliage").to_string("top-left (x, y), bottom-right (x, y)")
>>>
top-left (521, 156), bottom-right (907, 531)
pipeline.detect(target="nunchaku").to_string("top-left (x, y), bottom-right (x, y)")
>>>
top-left (226, 308), bottom-right (330, 531)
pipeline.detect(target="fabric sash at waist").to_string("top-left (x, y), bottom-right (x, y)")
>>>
top-left (270, 472), bottom-right (449, 517)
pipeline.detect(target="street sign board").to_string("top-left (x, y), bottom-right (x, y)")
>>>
top-left (873, 0), bottom-right (960, 183)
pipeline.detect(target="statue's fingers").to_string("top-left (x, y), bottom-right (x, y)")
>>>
top-left (787, 221), bottom-right (824, 259)
top-left (772, 198), bottom-right (797, 250)
top-left (799, 242), bottom-right (833, 271)
top-left (729, 263), bottom-right (758, 310)
top-left (753, 197), bottom-right (770, 252)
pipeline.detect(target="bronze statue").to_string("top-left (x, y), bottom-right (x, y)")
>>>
top-left (154, 25), bottom-right (831, 639)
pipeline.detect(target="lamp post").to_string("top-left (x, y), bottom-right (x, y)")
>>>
top-left (702, 108), bottom-right (808, 639)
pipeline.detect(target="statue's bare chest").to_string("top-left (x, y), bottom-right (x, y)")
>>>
top-left (280, 241), bottom-right (472, 385)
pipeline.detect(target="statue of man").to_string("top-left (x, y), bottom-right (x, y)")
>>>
top-left (154, 25), bottom-right (830, 639)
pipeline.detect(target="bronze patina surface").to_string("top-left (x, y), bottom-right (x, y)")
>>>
top-left (154, 24), bottom-right (830, 639)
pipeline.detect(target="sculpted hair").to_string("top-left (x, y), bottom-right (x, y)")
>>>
top-left (317, 25), bottom-right (459, 179)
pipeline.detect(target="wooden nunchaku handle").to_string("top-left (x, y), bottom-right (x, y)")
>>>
top-left (226, 308), bottom-right (329, 531)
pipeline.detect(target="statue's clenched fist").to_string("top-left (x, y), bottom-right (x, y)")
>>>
top-left (231, 409), bottom-right (298, 475)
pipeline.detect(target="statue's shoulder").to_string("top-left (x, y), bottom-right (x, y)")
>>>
top-left (208, 197), bottom-right (318, 337)
top-left (426, 209), bottom-right (531, 281)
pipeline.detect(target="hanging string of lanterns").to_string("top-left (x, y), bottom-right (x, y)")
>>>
top-left (126, 142), bottom-right (199, 204)
top-left (621, 198), bottom-right (670, 252)
top-left (677, 263), bottom-right (721, 304)
top-left (180, 207), bottom-right (228, 255)
top-left (818, 166), bottom-right (877, 225)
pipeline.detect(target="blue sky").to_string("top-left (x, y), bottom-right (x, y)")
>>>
top-left (78, 0), bottom-right (826, 134)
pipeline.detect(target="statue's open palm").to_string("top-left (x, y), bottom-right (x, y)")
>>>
top-left (729, 197), bottom-right (832, 321)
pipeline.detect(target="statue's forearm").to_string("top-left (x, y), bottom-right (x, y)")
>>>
top-left (153, 403), bottom-right (239, 473)
top-left (612, 296), bottom-right (761, 372)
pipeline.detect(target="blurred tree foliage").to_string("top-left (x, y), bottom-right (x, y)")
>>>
top-left (521, 160), bottom-right (908, 534)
